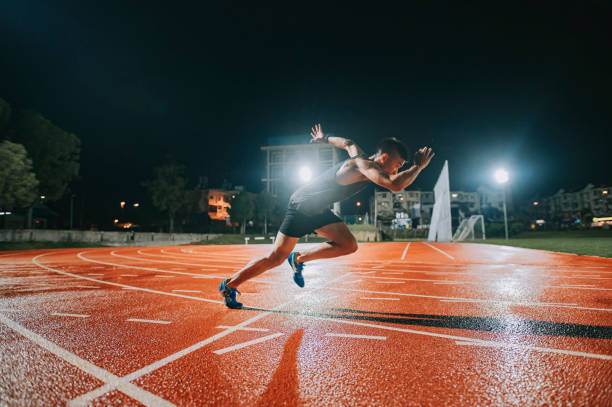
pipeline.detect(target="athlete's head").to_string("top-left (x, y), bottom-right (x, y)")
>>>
top-left (375, 137), bottom-right (408, 174)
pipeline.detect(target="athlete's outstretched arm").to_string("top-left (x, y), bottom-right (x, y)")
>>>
top-left (355, 147), bottom-right (435, 191)
top-left (310, 123), bottom-right (364, 157)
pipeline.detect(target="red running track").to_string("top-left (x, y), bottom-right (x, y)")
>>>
top-left (0, 242), bottom-right (611, 406)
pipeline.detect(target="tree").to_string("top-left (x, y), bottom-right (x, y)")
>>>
top-left (229, 192), bottom-right (254, 234)
top-left (8, 110), bottom-right (80, 202)
top-left (255, 190), bottom-right (276, 234)
top-left (0, 141), bottom-right (39, 226)
top-left (144, 163), bottom-right (188, 233)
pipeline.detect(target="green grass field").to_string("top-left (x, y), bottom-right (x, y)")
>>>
top-left (472, 230), bottom-right (612, 258)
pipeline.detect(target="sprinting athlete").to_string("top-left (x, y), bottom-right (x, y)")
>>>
top-left (219, 123), bottom-right (434, 308)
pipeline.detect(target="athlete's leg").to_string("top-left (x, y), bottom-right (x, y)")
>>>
top-left (296, 222), bottom-right (358, 263)
top-left (225, 231), bottom-right (299, 289)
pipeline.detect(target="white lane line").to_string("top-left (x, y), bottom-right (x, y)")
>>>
top-left (326, 333), bottom-right (386, 340)
top-left (87, 273), bottom-right (104, 276)
top-left (33, 253), bottom-right (223, 305)
top-left (114, 250), bottom-right (238, 270)
top-left (307, 313), bottom-right (612, 360)
top-left (0, 314), bottom-right (173, 407)
top-left (401, 242), bottom-right (411, 260)
top-left (375, 281), bottom-right (404, 284)
top-left (423, 242), bottom-right (455, 260)
top-left (70, 272), bottom-right (350, 406)
top-left (328, 287), bottom-right (611, 312)
top-left (216, 325), bottom-right (269, 332)
top-left (74, 285), bottom-right (100, 289)
top-left (155, 275), bottom-right (175, 278)
top-left (360, 297), bottom-right (400, 301)
top-left (51, 312), bottom-right (90, 318)
top-left (382, 272), bottom-right (404, 275)
top-left (127, 318), bottom-right (171, 325)
top-left (172, 289), bottom-right (201, 293)
top-left (212, 332), bottom-right (284, 355)
top-left (120, 274), bottom-right (138, 277)
top-left (77, 251), bottom-right (219, 279)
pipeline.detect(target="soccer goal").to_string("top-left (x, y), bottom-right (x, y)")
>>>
top-left (452, 215), bottom-right (486, 241)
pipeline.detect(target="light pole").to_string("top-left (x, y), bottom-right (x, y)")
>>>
top-left (494, 169), bottom-right (509, 240)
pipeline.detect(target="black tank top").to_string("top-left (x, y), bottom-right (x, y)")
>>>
top-left (289, 153), bottom-right (370, 215)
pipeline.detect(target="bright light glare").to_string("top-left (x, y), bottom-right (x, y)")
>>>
top-left (299, 166), bottom-right (312, 183)
top-left (494, 169), bottom-right (509, 184)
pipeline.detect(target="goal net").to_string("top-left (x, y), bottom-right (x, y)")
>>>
top-left (452, 215), bottom-right (486, 241)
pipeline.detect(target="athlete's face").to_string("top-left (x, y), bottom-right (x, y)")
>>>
top-left (381, 151), bottom-right (406, 175)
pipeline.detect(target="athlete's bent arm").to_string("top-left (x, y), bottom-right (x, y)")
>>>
top-left (310, 123), bottom-right (364, 158)
top-left (356, 147), bottom-right (435, 191)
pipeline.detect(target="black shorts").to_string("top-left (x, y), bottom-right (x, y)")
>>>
top-left (279, 206), bottom-right (342, 238)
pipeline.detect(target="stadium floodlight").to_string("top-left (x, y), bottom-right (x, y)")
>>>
top-left (494, 168), bottom-right (509, 240)
top-left (494, 169), bottom-right (509, 184)
top-left (299, 166), bottom-right (312, 183)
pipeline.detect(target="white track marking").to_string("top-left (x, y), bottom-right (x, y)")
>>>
top-left (127, 318), bottom-right (171, 325)
top-left (434, 281), bottom-right (465, 285)
top-left (113, 250), bottom-right (238, 270)
top-left (423, 242), bottom-right (455, 260)
top-left (120, 274), bottom-right (138, 277)
top-left (326, 333), bottom-right (386, 340)
top-left (306, 313), bottom-right (612, 360)
top-left (172, 289), bottom-right (201, 293)
top-left (382, 272), bottom-right (404, 275)
top-left (33, 253), bottom-right (223, 305)
top-left (154, 275), bottom-right (175, 278)
top-left (401, 242), bottom-right (411, 260)
top-left (375, 281), bottom-right (404, 284)
top-left (51, 312), bottom-right (90, 318)
top-left (212, 332), bottom-right (284, 355)
top-left (74, 285), bottom-right (100, 289)
top-left (87, 273), bottom-right (103, 276)
top-left (0, 314), bottom-right (173, 407)
top-left (216, 325), bottom-right (270, 332)
top-left (328, 287), bottom-right (612, 312)
top-left (360, 297), bottom-right (400, 301)
top-left (70, 272), bottom-right (350, 405)
top-left (77, 251), bottom-right (220, 279)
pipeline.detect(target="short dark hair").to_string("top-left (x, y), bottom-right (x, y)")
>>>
top-left (376, 137), bottom-right (408, 161)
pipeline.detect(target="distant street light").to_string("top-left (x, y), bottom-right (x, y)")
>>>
top-left (533, 201), bottom-right (539, 206)
top-left (40, 195), bottom-right (46, 200)
top-left (494, 168), bottom-right (509, 240)
top-left (133, 203), bottom-right (140, 207)
top-left (356, 201), bottom-right (361, 207)
top-left (120, 201), bottom-right (126, 209)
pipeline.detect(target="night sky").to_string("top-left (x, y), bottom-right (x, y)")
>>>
top-left (1, 2), bottom-right (610, 221)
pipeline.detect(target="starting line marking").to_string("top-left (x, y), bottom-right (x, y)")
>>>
top-left (212, 332), bottom-right (284, 355)
top-left (51, 312), bottom-right (90, 318)
top-left (127, 318), bottom-right (171, 325)
top-left (326, 333), bottom-right (387, 340)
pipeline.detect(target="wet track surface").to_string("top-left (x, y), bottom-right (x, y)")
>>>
top-left (1, 242), bottom-right (611, 406)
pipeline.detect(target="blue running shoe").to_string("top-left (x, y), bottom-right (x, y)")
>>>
top-left (219, 279), bottom-right (242, 309)
top-left (287, 252), bottom-right (305, 287)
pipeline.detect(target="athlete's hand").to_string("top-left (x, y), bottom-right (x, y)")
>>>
top-left (310, 123), bottom-right (326, 143)
top-left (414, 147), bottom-right (435, 170)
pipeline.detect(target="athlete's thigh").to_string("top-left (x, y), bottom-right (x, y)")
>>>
top-left (314, 222), bottom-right (356, 245)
